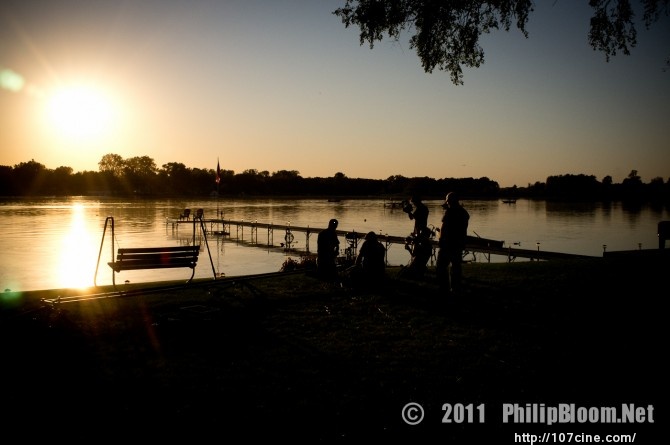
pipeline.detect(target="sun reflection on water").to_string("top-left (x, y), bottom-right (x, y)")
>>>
top-left (54, 203), bottom-right (97, 289)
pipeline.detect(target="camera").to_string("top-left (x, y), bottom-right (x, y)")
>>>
top-left (401, 200), bottom-right (413, 213)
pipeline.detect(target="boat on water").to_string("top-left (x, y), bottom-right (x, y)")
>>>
top-left (501, 199), bottom-right (517, 204)
top-left (383, 197), bottom-right (406, 209)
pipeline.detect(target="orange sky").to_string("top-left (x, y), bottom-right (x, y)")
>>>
top-left (1, 1), bottom-right (669, 187)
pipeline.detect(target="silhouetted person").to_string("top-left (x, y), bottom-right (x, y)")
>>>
top-left (403, 226), bottom-right (433, 279)
top-left (350, 231), bottom-right (386, 286)
top-left (436, 192), bottom-right (469, 296)
top-left (317, 218), bottom-right (340, 280)
top-left (403, 194), bottom-right (429, 236)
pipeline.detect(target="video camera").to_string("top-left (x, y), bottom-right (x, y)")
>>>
top-left (404, 227), bottom-right (436, 256)
top-left (401, 200), bottom-right (413, 214)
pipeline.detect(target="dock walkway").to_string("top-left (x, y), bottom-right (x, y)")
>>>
top-left (167, 217), bottom-right (596, 262)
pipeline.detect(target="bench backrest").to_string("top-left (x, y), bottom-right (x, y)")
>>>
top-left (115, 245), bottom-right (200, 268)
top-left (117, 246), bottom-right (200, 254)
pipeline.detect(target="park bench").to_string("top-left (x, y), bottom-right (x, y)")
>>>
top-left (93, 216), bottom-right (216, 290)
top-left (107, 245), bottom-right (201, 287)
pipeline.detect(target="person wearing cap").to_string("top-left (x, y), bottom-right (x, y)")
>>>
top-left (436, 192), bottom-right (470, 296)
top-left (317, 218), bottom-right (341, 280)
top-left (352, 231), bottom-right (387, 285)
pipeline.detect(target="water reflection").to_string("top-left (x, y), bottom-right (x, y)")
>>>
top-left (0, 197), bottom-right (668, 292)
top-left (55, 203), bottom-right (98, 289)
top-left (545, 200), bottom-right (597, 215)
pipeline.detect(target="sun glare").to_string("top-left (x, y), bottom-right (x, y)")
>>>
top-left (56, 203), bottom-right (97, 289)
top-left (46, 84), bottom-right (116, 141)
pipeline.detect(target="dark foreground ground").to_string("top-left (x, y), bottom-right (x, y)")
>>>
top-left (1, 255), bottom-right (666, 442)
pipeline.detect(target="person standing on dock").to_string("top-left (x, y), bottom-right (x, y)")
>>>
top-left (402, 194), bottom-right (431, 277)
top-left (436, 192), bottom-right (470, 297)
top-left (404, 194), bottom-right (429, 236)
top-left (317, 218), bottom-right (341, 280)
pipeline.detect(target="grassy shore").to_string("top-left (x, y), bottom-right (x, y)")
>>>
top-left (1, 256), bottom-right (665, 442)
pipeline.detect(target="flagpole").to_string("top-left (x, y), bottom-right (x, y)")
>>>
top-left (216, 157), bottom-right (220, 219)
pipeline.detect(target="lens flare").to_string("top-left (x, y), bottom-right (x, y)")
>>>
top-left (0, 68), bottom-right (25, 92)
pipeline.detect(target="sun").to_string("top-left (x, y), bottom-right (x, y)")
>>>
top-left (45, 84), bottom-right (117, 141)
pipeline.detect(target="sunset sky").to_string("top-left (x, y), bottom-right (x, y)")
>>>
top-left (1, 0), bottom-right (668, 188)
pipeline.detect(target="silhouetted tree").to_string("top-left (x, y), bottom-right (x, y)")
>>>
top-left (621, 169), bottom-right (644, 200)
top-left (405, 176), bottom-right (432, 198)
top-left (545, 174), bottom-right (600, 200)
top-left (97, 153), bottom-right (126, 194)
top-left (160, 162), bottom-right (191, 195)
top-left (124, 156), bottom-right (158, 194)
top-left (334, 0), bottom-right (669, 84)
top-left (589, 0), bottom-right (668, 61)
top-left (0, 165), bottom-right (13, 194)
top-left (527, 181), bottom-right (546, 197)
top-left (72, 170), bottom-right (105, 195)
top-left (190, 167), bottom-right (217, 195)
top-left (234, 169), bottom-right (268, 195)
top-left (385, 175), bottom-right (410, 195)
top-left (13, 160), bottom-right (47, 195)
top-left (98, 153), bottom-right (125, 177)
top-left (49, 166), bottom-right (74, 195)
top-left (647, 176), bottom-right (666, 202)
top-left (269, 170), bottom-right (303, 195)
top-left (601, 175), bottom-right (614, 200)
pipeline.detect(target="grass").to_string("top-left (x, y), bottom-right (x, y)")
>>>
top-left (1, 256), bottom-right (665, 442)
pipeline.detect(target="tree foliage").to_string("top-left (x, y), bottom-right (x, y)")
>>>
top-left (589, 0), bottom-right (668, 60)
top-left (98, 153), bottom-right (125, 177)
top-left (333, 0), bottom-right (669, 84)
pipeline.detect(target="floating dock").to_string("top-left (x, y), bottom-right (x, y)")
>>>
top-left (167, 217), bottom-right (597, 262)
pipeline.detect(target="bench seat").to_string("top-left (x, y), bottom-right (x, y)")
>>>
top-left (108, 245), bottom-right (201, 286)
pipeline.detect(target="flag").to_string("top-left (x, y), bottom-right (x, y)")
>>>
top-left (215, 158), bottom-right (221, 184)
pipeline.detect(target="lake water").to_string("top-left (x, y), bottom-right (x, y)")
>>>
top-left (1, 197), bottom-right (667, 292)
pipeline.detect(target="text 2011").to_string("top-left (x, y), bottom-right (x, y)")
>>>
top-left (442, 403), bottom-right (486, 423)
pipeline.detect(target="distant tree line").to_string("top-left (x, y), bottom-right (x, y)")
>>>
top-left (1, 155), bottom-right (668, 204)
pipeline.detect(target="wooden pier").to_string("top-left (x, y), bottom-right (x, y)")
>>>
top-left (166, 217), bottom-right (597, 262)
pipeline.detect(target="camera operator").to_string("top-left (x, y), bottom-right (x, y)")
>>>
top-left (403, 194), bottom-right (429, 236)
